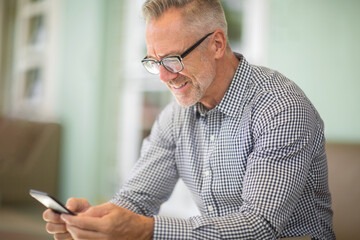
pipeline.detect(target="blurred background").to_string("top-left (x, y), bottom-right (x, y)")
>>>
top-left (0, 0), bottom-right (359, 239)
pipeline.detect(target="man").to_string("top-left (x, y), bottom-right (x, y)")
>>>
top-left (43, 0), bottom-right (335, 239)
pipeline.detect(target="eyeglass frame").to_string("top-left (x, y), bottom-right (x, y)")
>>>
top-left (141, 31), bottom-right (215, 74)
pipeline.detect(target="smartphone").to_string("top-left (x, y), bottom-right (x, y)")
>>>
top-left (29, 189), bottom-right (76, 215)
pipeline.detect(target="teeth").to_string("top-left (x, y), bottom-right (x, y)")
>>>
top-left (173, 82), bottom-right (187, 89)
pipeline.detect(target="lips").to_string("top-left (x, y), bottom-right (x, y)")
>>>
top-left (173, 81), bottom-right (188, 89)
top-left (169, 75), bottom-right (190, 92)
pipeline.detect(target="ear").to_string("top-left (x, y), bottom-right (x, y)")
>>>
top-left (212, 30), bottom-right (227, 60)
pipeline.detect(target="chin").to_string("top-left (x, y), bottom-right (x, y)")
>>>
top-left (172, 89), bottom-right (202, 107)
top-left (174, 97), bottom-right (197, 107)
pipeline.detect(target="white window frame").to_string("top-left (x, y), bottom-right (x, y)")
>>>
top-left (10, 0), bottom-right (60, 120)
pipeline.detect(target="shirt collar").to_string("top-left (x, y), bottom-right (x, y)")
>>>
top-left (194, 53), bottom-right (252, 118)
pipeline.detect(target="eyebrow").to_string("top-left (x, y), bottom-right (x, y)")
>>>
top-left (145, 51), bottom-right (181, 60)
top-left (144, 32), bottom-right (214, 60)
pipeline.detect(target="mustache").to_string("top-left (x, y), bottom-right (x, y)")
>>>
top-left (169, 75), bottom-right (189, 85)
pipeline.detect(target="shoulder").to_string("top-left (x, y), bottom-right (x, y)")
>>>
top-left (249, 65), bottom-right (314, 112)
top-left (248, 66), bottom-right (323, 134)
top-left (251, 65), bottom-right (306, 98)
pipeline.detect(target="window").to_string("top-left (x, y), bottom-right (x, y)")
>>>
top-left (2, 0), bottom-right (59, 120)
top-left (0, 0), bottom-right (16, 114)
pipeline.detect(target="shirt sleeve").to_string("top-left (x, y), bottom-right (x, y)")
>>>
top-left (153, 94), bottom-right (321, 239)
top-left (110, 102), bottom-right (179, 216)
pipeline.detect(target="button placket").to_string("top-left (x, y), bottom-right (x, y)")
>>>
top-left (201, 111), bottom-right (220, 217)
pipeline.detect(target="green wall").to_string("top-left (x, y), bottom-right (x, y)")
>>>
top-left (267, 0), bottom-right (360, 143)
top-left (56, 0), bottom-right (124, 203)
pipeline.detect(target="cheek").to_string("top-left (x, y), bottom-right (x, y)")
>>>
top-left (196, 64), bottom-right (216, 86)
top-left (181, 55), bottom-right (216, 87)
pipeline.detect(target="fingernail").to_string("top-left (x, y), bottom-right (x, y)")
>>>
top-left (61, 214), bottom-right (68, 222)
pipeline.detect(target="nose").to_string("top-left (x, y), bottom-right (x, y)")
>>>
top-left (159, 65), bottom-right (178, 83)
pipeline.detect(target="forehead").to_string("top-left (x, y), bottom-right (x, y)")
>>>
top-left (145, 8), bottom-right (191, 58)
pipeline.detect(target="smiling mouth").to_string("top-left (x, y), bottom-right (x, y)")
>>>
top-left (172, 81), bottom-right (188, 89)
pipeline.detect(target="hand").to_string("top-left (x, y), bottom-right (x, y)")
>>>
top-left (43, 198), bottom-right (92, 240)
top-left (60, 203), bottom-right (154, 240)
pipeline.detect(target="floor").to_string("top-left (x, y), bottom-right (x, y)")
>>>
top-left (0, 205), bottom-right (50, 240)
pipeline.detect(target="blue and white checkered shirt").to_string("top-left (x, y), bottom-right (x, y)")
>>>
top-left (111, 54), bottom-right (335, 239)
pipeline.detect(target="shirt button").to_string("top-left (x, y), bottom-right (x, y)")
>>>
top-left (204, 170), bottom-right (210, 177)
top-left (208, 205), bottom-right (214, 212)
top-left (210, 135), bottom-right (215, 141)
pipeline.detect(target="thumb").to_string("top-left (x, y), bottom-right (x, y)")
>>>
top-left (66, 198), bottom-right (91, 213)
top-left (81, 203), bottom-right (114, 218)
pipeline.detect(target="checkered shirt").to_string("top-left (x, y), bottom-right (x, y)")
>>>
top-left (110, 54), bottom-right (335, 239)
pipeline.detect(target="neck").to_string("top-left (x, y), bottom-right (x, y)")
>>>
top-left (200, 51), bottom-right (240, 110)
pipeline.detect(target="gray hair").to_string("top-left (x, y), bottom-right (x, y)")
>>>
top-left (142, 0), bottom-right (228, 37)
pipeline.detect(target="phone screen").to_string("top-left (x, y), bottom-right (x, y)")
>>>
top-left (29, 189), bottom-right (76, 215)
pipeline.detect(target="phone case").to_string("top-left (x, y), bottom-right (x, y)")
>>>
top-left (29, 189), bottom-right (76, 215)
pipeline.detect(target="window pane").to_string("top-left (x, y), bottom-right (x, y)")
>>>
top-left (27, 14), bottom-right (46, 48)
top-left (24, 68), bottom-right (42, 101)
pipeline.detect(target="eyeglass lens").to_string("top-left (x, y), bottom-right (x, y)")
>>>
top-left (162, 57), bottom-right (183, 73)
top-left (143, 56), bottom-right (183, 75)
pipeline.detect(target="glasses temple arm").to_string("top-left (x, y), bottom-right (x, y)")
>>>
top-left (180, 32), bottom-right (214, 59)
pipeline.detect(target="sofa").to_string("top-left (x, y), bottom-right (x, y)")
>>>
top-left (326, 142), bottom-right (360, 239)
top-left (0, 116), bottom-right (61, 205)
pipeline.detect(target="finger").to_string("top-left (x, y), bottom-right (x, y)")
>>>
top-left (54, 232), bottom-right (73, 240)
top-left (66, 224), bottom-right (106, 240)
top-left (81, 203), bottom-right (113, 217)
top-left (46, 222), bottom-right (67, 234)
top-left (66, 198), bottom-right (91, 213)
top-left (43, 209), bottom-right (64, 223)
top-left (61, 214), bottom-right (103, 232)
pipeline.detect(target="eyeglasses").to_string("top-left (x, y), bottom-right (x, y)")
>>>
top-left (141, 32), bottom-right (214, 75)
